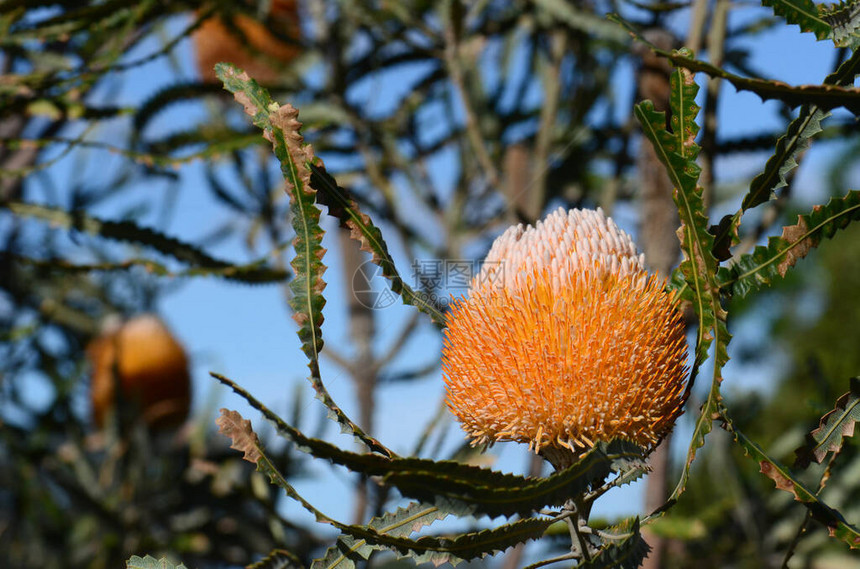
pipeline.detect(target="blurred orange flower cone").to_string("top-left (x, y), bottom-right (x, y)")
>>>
top-left (442, 208), bottom-right (688, 464)
top-left (89, 314), bottom-right (191, 430)
top-left (194, 0), bottom-right (301, 83)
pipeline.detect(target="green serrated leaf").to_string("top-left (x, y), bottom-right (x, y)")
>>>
top-left (213, 373), bottom-right (646, 521)
top-left (634, 57), bottom-right (731, 509)
top-left (741, 49), bottom-right (860, 213)
top-left (247, 549), bottom-right (306, 569)
top-left (762, 0), bottom-right (832, 40)
top-left (310, 164), bottom-right (446, 326)
top-left (795, 377), bottom-right (860, 468)
top-left (382, 441), bottom-right (646, 518)
top-left (719, 190), bottom-right (860, 297)
top-left (216, 63), bottom-right (393, 458)
top-left (313, 502), bottom-right (450, 569)
top-left (255, 445), bottom-right (555, 567)
top-left (820, 0), bottom-right (860, 48)
top-left (730, 422), bottom-right (860, 549)
top-left (613, 18), bottom-right (859, 113)
top-left (126, 555), bottom-right (188, 569)
top-left (579, 518), bottom-right (651, 569)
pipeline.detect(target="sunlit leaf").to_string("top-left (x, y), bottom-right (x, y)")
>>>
top-left (761, 0), bottom-right (831, 40)
top-left (719, 190), bottom-right (860, 297)
top-left (634, 56), bottom-right (730, 507)
top-left (216, 63), bottom-right (392, 457)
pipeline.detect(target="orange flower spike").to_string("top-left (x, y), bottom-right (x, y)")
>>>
top-left (442, 208), bottom-right (688, 464)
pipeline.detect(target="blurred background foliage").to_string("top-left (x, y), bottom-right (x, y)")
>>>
top-left (1, 0), bottom-right (859, 568)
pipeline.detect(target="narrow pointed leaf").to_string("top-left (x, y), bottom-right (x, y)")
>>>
top-left (795, 377), bottom-right (860, 468)
top-left (214, 373), bottom-right (646, 519)
top-left (731, 424), bottom-right (860, 549)
top-left (2, 201), bottom-right (287, 284)
top-left (741, 49), bottom-right (860, 213)
top-left (216, 63), bottom-right (392, 458)
top-left (310, 164), bottom-right (445, 325)
top-left (634, 57), bottom-right (731, 506)
top-left (381, 441), bottom-right (646, 518)
top-left (719, 190), bottom-right (860, 297)
top-left (254, 446), bottom-right (555, 567)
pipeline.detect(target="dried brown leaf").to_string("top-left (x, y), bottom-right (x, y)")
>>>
top-left (217, 408), bottom-right (262, 464)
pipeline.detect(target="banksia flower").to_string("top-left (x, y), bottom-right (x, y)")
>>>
top-left (89, 314), bottom-right (191, 430)
top-left (194, 0), bottom-right (300, 83)
top-left (442, 208), bottom-right (688, 464)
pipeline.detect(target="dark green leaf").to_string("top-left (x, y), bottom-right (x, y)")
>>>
top-left (634, 56), bottom-right (731, 507)
top-left (795, 377), bottom-right (860, 468)
top-left (214, 373), bottom-right (646, 520)
top-left (2, 201), bottom-right (287, 284)
top-left (614, 17), bottom-right (860, 113)
top-left (310, 164), bottom-right (446, 326)
top-left (579, 518), bottom-right (650, 569)
top-left (741, 49), bottom-right (860, 213)
top-left (761, 0), bottom-right (831, 40)
top-left (719, 190), bottom-right (860, 297)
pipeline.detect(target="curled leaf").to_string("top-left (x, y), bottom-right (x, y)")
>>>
top-left (217, 408), bottom-right (262, 464)
top-left (795, 377), bottom-right (860, 468)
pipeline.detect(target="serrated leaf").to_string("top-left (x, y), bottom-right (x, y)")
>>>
top-left (741, 49), bottom-right (860, 213)
top-left (310, 164), bottom-right (445, 325)
top-left (614, 18), bottom-right (860, 113)
top-left (820, 0), bottom-right (860, 48)
top-left (213, 372), bottom-right (646, 520)
top-left (255, 450), bottom-right (554, 567)
top-left (634, 56), bottom-right (731, 508)
top-left (578, 518), bottom-right (651, 569)
top-left (762, 0), bottom-right (832, 40)
top-left (719, 190), bottom-right (860, 297)
top-left (382, 441), bottom-right (646, 518)
top-left (126, 555), bottom-right (188, 569)
top-left (216, 63), bottom-right (392, 458)
top-left (216, 408), bottom-right (262, 464)
top-left (247, 549), bottom-right (305, 569)
top-left (795, 377), bottom-right (860, 468)
top-left (7, 251), bottom-right (288, 284)
top-left (731, 423), bottom-right (860, 549)
top-left (314, 502), bottom-right (449, 569)
top-left (2, 201), bottom-right (287, 284)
